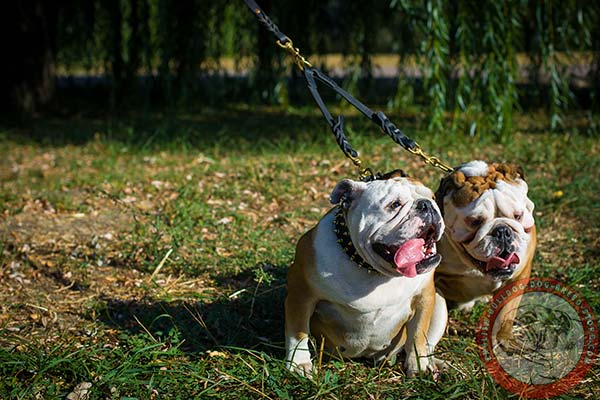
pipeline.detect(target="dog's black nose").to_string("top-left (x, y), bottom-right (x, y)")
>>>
top-left (415, 199), bottom-right (433, 213)
top-left (491, 225), bottom-right (513, 243)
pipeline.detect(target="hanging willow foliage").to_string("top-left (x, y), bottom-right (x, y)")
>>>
top-left (5, 0), bottom-right (599, 134)
top-left (422, 0), bottom-right (450, 134)
top-left (390, 0), bottom-right (599, 136)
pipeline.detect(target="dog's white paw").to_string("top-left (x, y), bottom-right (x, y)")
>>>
top-left (404, 356), bottom-right (447, 381)
top-left (286, 360), bottom-right (314, 379)
top-left (404, 356), bottom-right (422, 378)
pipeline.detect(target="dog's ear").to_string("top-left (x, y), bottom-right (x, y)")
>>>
top-left (514, 164), bottom-right (525, 180)
top-left (330, 179), bottom-right (367, 207)
top-left (434, 173), bottom-right (459, 215)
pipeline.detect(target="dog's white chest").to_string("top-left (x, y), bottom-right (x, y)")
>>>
top-left (313, 288), bottom-right (418, 358)
top-left (310, 217), bottom-right (431, 358)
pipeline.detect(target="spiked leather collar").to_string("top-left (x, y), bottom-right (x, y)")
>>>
top-left (333, 207), bottom-right (379, 274)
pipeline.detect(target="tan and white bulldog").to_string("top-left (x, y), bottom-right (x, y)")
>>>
top-left (285, 171), bottom-right (447, 378)
top-left (434, 160), bottom-right (536, 341)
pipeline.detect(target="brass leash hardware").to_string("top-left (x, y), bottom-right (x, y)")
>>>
top-left (407, 144), bottom-right (454, 173)
top-left (243, 0), bottom-right (454, 177)
top-left (276, 38), bottom-right (312, 71)
top-left (359, 167), bottom-right (375, 181)
top-left (345, 151), bottom-right (374, 181)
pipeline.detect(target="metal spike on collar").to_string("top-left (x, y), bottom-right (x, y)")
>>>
top-left (333, 207), bottom-right (379, 274)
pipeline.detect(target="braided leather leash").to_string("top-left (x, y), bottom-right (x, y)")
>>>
top-left (243, 0), bottom-right (454, 180)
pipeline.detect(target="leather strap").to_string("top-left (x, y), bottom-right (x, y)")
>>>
top-left (242, 0), bottom-right (289, 45)
top-left (242, 0), bottom-right (452, 179)
top-left (303, 66), bottom-right (418, 171)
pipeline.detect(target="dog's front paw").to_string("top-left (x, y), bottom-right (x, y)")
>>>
top-left (404, 356), bottom-right (423, 378)
top-left (404, 356), bottom-right (447, 381)
top-left (286, 360), bottom-right (314, 378)
top-left (427, 357), bottom-right (448, 381)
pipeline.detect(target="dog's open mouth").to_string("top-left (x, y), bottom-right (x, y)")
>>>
top-left (372, 223), bottom-right (441, 278)
top-left (466, 248), bottom-right (520, 278)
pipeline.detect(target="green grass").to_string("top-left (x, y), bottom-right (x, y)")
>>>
top-left (0, 106), bottom-right (599, 399)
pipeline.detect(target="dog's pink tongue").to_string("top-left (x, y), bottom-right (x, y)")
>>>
top-left (486, 252), bottom-right (520, 271)
top-left (394, 238), bottom-right (425, 278)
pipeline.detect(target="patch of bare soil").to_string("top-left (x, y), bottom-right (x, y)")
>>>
top-left (0, 200), bottom-right (211, 346)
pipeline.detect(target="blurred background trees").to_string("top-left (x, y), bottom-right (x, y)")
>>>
top-left (2, 0), bottom-right (599, 136)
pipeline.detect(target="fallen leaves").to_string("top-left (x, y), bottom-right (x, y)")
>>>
top-left (1, 123), bottom-right (598, 392)
top-left (66, 382), bottom-right (92, 400)
top-left (216, 217), bottom-right (233, 225)
top-left (207, 350), bottom-right (229, 359)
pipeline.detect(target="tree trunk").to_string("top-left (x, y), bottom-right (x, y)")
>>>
top-left (0, 0), bottom-right (58, 115)
top-left (256, 0), bottom-right (276, 103)
top-left (106, 0), bottom-right (124, 106)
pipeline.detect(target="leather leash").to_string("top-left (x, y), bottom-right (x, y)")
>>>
top-left (242, 0), bottom-right (454, 180)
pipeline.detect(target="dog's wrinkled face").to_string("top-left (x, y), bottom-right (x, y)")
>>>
top-left (330, 170), bottom-right (444, 277)
top-left (436, 161), bottom-right (535, 280)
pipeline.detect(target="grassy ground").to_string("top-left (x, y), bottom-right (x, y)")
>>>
top-left (0, 106), bottom-right (599, 399)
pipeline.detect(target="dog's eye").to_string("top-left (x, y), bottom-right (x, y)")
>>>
top-left (341, 199), bottom-right (351, 210)
top-left (514, 212), bottom-right (523, 222)
top-left (389, 200), bottom-right (403, 210)
top-left (466, 217), bottom-right (483, 228)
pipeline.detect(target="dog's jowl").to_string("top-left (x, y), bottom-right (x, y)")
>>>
top-left (285, 171), bottom-right (447, 378)
top-left (434, 160), bottom-right (537, 343)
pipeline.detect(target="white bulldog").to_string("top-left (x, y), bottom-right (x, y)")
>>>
top-left (285, 170), bottom-right (447, 378)
top-left (434, 161), bottom-right (536, 341)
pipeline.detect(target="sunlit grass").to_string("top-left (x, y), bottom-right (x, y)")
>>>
top-left (0, 107), bottom-right (598, 398)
